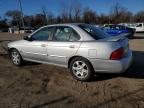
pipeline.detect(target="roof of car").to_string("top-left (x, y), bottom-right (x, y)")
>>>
top-left (47, 23), bottom-right (83, 26)
top-left (41, 23), bottom-right (91, 28)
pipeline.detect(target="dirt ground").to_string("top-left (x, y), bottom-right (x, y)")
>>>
top-left (0, 33), bottom-right (144, 108)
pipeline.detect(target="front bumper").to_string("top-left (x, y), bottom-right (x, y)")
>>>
top-left (90, 50), bottom-right (132, 73)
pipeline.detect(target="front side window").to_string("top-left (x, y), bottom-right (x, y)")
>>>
top-left (52, 26), bottom-right (80, 41)
top-left (119, 25), bottom-right (126, 30)
top-left (136, 24), bottom-right (142, 27)
top-left (30, 27), bottom-right (53, 41)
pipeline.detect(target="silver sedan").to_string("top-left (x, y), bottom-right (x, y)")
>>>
top-left (8, 24), bottom-right (132, 81)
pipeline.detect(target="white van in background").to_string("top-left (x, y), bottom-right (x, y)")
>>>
top-left (119, 23), bottom-right (144, 32)
top-left (135, 23), bottom-right (144, 32)
top-left (119, 23), bottom-right (136, 29)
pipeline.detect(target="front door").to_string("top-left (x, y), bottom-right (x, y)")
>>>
top-left (21, 27), bottom-right (54, 61)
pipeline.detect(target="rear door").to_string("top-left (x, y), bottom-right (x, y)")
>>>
top-left (47, 26), bottom-right (81, 66)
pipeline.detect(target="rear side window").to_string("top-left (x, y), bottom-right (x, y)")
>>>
top-left (118, 25), bottom-right (126, 30)
top-left (69, 30), bottom-right (80, 41)
top-left (79, 24), bottom-right (110, 40)
top-left (52, 26), bottom-right (80, 41)
top-left (110, 25), bottom-right (119, 30)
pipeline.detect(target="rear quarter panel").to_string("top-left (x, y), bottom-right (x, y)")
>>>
top-left (76, 41), bottom-right (123, 60)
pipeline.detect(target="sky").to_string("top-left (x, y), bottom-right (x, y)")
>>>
top-left (0, 0), bottom-right (144, 18)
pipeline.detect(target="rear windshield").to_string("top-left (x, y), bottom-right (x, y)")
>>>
top-left (78, 24), bottom-right (110, 40)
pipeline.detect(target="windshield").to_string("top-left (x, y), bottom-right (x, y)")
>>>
top-left (78, 24), bottom-right (110, 40)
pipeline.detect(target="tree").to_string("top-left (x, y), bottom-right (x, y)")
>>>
top-left (33, 14), bottom-right (45, 28)
top-left (56, 16), bottom-right (62, 24)
top-left (23, 15), bottom-right (34, 27)
top-left (68, 5), bottom-right (73, 22)
top-left (134, 11), bottom-right (144, 22)
top-left (83, 7), bottom-right (97, 23)
top-left (60, 6), bottom-right (69, 23)
top-left (110, 2), bottom-right (133, 23)
top-left (47, 12), bottom-right (55, 24)
top-left (41, 6), bottom-right (48, 25)
top-left (5, 10), bottom-right (21, 27)
top-left (97, 14), bottom-right (109, 24)
top-left (73, 3), bottom-right (82, 22)
top-left (4, 2), bottom-right (144, 27)
top-left (59, 1), bottom-right (83, 23)
top-left (0, 19), bottom-right (8, 30)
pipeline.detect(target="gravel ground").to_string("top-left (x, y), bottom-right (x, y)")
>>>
top-left (0, 33), bottom-right (144, 108)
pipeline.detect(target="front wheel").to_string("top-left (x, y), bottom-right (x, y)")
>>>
top-left (10, 49), bottom-right (23, 66)
top-left (69, 57), bottom-right (93, 81)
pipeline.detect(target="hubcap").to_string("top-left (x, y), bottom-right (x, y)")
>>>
top-left (11, 51), bottom-right (20, 65)
top-left (72, 61), bottom-right (89, 79)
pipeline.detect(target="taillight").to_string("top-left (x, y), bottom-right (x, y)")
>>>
top-left (110, 48), bottom-right (124, 60)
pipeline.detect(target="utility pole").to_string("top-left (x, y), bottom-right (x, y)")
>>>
top-left (18, 0), bottom-right (25, 33)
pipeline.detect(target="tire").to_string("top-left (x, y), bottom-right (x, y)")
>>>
top-left (127, 34), bottom-right (134, 39)
top-left (10, 49), bottom-right (23, 66)
top-left (69, 57), bottom-right (93, 81)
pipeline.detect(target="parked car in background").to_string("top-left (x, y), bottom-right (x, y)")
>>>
top-left (102, 24), bottom-right (135, 38)
top-left (8, 27), bottom-right (34, 34)
top-left (119, 23), bottom-right (136, 29)
top-left (0, 28), bottom-right (8, 32)
top-left (133, 23), bottom-right (144, 32)
top-left (119, 23), bottom-right (144, 32)
top-left (8, 23), bottom-right (132, 81)
top-left (20, 27), bottom-right (34, 33)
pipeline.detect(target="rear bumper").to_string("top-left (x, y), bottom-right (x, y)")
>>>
top-left (90, 50), bottom-right (132, 73)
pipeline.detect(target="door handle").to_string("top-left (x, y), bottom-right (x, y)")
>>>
top-left (69, 45), bottom-right (75, 48)
top-left (41, 44), bottom-right (46, 47)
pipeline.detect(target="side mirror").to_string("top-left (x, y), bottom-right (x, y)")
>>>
top-left (23, 36), bottom-right (30, 41)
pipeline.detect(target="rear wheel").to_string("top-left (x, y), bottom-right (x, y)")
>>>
top-left (10, 49), bottom-right (23, 66)
top-left (127, 34), bottom-right (134, 39)
top-left (69, 57), bottom-right (93, 81)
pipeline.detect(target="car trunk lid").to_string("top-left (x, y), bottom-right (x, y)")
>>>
top-left (101, 33), bottom-right (128, 42)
